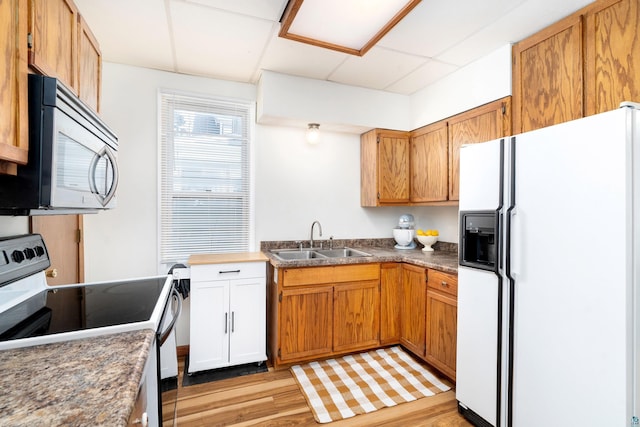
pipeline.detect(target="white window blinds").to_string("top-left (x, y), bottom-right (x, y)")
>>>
top-left (159, 90), bottom-right (252, 264)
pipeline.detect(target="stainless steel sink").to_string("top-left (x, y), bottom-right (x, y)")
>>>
top-left (271, 249), bottom-right (327, 260)
top-left (315, 248), bottom-right (372, 258)
top-left (270, 247), bottom-right (371, 261)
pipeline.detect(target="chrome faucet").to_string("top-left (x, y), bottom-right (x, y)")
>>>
top-left (309, 220), bottom-right (323, 249)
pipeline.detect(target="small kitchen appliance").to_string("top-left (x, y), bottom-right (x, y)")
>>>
top-left (393, 214), bottom-right (416, 249)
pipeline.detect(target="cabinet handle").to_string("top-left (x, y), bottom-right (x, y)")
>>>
top-left (224, 312), bottom-right (228, 334)
top-left (231, 312), bottom-right (235, 333)
top-left (219, 269), bottom-right (240, 274)
top-left (441, 281), bottom-right (448, 287)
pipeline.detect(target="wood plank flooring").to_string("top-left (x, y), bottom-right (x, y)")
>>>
top-left (170, 356), bottom-right (473, 426)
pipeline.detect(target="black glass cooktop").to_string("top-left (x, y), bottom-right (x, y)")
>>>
top-left (0, 277), bottom-right (167, 340)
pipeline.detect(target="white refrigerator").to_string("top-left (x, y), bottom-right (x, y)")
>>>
top-left (456, 103), bottom-right (640, 427)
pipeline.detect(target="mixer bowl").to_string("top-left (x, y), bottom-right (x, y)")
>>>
top-left (393, 228), bottom-right (415, 248)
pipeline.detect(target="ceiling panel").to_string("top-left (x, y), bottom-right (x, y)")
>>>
top-left (377, 0), bottom-right (525, 61)
top-left (75, 0), bottom-right (174, 70)
top-left (328, 47), bottom-right (427, 91)
top-left (385, 59), bottom-right (458, 95)
top-left (260, 34), bottom-right (349, 81)
top-left (183, 0), bottom-right (288, 21)
top-left (169, 1), bottom-right (276, 81)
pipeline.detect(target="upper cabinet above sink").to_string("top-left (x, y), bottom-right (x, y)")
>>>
top-left (360, 97), bottom-right (510, 207)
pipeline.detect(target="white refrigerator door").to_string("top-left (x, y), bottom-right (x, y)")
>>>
top-left (457, 138), bottom-right (505, 426)
top-left (508, 108), bottom-right (635, 426)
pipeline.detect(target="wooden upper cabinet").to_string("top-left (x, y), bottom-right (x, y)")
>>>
top-left (410, 120), bottom-right (448, 203)
top-left (28, 0), bottom-right (79, 93)
top-left (512, 12), bottom-right (584, 134)
top-left (448, 97), bottom-right (511, 201)
top-left (361, 129), bottom-right (410, 206)
top-left (0, 0), bottom-right (29, 169)
top-left (77, 14), bottom-right (101, 113)
top-left (584, 0), bottom-right (640, 115)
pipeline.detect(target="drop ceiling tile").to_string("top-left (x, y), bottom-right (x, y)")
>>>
top-left (385, 59), bottom-right (458, 95)
top-left (170, 1), bottom-right (275, 81)
top-left (75, 0), bottom-right (174, 70)
top-left (436, 0), bottom-right (595, 65)
top-left (378, 0), bottom-right (525, 60)
top-left (182, 0), bottom-right (288, 21)
top-left (259, 35), bottom-right (349, 81)
top-left (328, 47), bottom-right (427, 91)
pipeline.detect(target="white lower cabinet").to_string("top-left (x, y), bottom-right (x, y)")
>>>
top-left (188, 261), bottom-right (266, 374)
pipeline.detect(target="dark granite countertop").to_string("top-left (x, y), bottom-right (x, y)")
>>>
top-left (0, 329), bottom-right (154, 427)
top-left (261, 238), bottom-right (459, 274)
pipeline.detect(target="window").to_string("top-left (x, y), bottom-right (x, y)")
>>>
top-left (159, 90), bottom-right (253, 265)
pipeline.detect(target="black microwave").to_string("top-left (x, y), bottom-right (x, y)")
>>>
top-left (0, 75), bottom-right (119, 215)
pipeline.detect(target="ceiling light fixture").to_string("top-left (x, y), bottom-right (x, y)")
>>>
top-left (279, 0), bottom-right (422, 56)
top-left (306, 123), bottom-right (320, 144)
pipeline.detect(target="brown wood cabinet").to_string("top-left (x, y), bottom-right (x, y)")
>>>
top-left (512, 12), bottom-right (584, 134)
top-left (278, 285), bottom-right (334, 363)
top-left (425, 269), bottom-right (458, 381)
top-left (584, 0), bottom-right (640, 116)
top-left (361, 129), bottom-right (410, 206)
top-left (513, 0), bottom-right (640, 133)
top-left (380, 263), bottom-right (401, 345)
top-left (410, 120), bottom-right (448, 203)
top-left (0, 0), bottom-right (29, 170)
top-left (77, 14), bottom-right (102, 112)
top-left (271, 263), bottom-right (380, 367)
top-left (28, 0), bottom-right (102, 113)
top-left (447, 97), bottom-right (511, 201)
top-left (28, 0), bottom-right (79, 93)
top-left (333, 280), bottom-right (380, 353)
top-left (400, 263), bottom-right (426, 357)
top-left (362, 98), bottom-right (510, 206)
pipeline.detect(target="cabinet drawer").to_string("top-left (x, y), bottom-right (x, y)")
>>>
top-left (427, 269), bottom-right (458, 297)
top-left (191, 262), bottom-right (266, 282)
top-left (281, 263), bottom-right (380, 287)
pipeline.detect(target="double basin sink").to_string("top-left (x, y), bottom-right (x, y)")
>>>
top-left (270, 247), bottom-right (372, 261)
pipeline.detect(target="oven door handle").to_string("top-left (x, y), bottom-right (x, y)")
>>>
top-left (158, 288), bottom-right (182, 346)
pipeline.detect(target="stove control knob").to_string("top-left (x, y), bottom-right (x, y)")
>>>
top-left (24, 248), bottom-right (36, 260)
top-left (11, 250), bottom-right (25, 263)
top-left (34, 246), bottom-right (45, 257)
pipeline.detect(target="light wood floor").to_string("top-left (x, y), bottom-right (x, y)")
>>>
top-left (169, 355), bottom-right (473, 427)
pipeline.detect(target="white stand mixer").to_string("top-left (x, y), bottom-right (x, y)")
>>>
top-left (393, 214), bottom-right (417, 249)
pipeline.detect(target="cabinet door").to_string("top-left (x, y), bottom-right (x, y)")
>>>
top-left (425, 291), bottom-right (457, 380)
top-left (378, 130), bottom-right (410, 204)
top-left (189, 280), bottom-right (230, 373)
top-left (584, 0), bottom-right (640, 116)
top-left (28, 0), bottom-right (78, 92)
top-left (77, 14), bottom-right (101, 112)
top-left (0, 0), bottom-right (29, 168)
top-left (400, 264), bottom-right (426, 357)
top-left (333, 280), bottom-right (380, 353)
top-left (448, 97), bottom-right (511, 201)
top-left (229, 277), bottom-right (266, 365)
top-left (512, 13), bottom-right (583, 134)
top-left (410, 121), bottom-right (448, 203)
top-left (380, 263), bottom-right (401, 345)
top-left (278, 286), bottom-right (333, 362)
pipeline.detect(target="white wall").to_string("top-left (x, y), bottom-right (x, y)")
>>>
top-left (410, 44), bottom-right (512, 128)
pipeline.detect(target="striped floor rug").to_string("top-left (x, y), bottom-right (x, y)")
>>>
top-left (290, 346), bottom-right (451, 423)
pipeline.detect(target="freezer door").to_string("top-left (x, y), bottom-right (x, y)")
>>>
top-left (507, 107), bottom-right (635, 426)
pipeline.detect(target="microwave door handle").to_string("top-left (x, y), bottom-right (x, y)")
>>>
top-left (89, 147), bottom-right (119, 206)
top-left (102, 147), bottom-right (119, 205)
